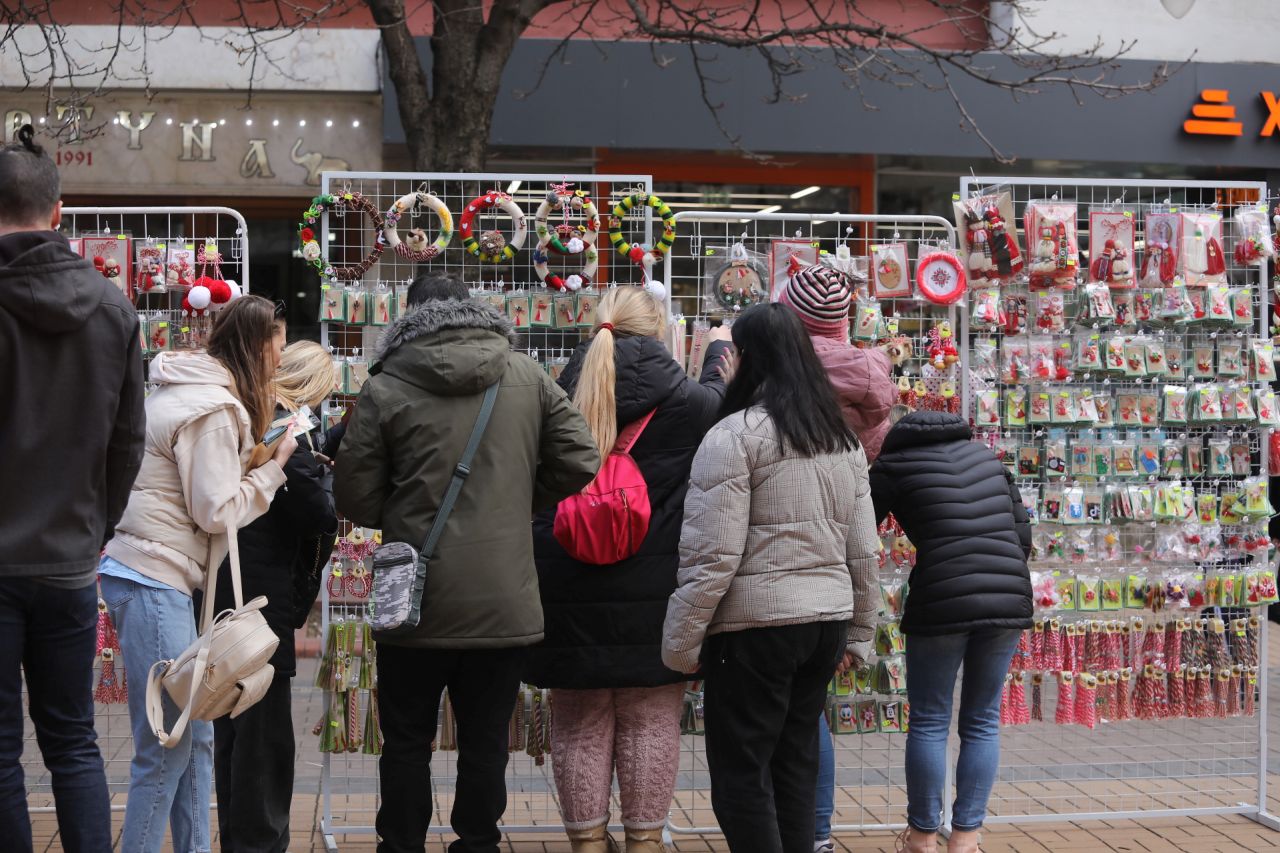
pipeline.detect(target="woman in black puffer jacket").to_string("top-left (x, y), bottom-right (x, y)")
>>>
top-left (868, 411), bottom-right (1032, 853)
top-left (527, 286), bottom-right (730, 853)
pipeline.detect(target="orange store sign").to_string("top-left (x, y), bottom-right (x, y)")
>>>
top-left (1182, 89), bottom-right (1280, 137)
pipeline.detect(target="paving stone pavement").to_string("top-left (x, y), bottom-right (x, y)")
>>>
top-left (25, 619), bottom-right (1280, 852)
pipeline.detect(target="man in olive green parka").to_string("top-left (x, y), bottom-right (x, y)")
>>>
top-left (335, 277), bottom-right (599, 853)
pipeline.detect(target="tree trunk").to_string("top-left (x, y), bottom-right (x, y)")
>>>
top-left (366, 0), bottom-right (541, 172)
top-left (367, 0), bottom-right (435, 170)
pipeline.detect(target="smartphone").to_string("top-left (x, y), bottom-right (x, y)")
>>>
top-left (261, 424), bottom-right (289, 446)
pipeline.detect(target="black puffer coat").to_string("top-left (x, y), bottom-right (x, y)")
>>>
top-left (869, 411), bottom-right (1032, 637)
top-left (205, 409), bottom-right (338, 676)
top-left (526, 335), bottom-right (730, 689)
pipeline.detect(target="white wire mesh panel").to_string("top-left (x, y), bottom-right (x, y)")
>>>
top-left (20, 206), bottom-right (250, 814)
top-left (957, 177), bottom-right (1274, 826)
top-left (314, 172), bottom-right (656, 845)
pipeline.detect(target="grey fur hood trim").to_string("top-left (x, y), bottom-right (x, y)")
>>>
top-left (374, 298), bottom-right (517, 363)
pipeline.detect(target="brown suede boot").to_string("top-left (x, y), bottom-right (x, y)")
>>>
top-left (624, 828), bottom-right (667, 853)
top-left (566, 824), bottom-right (618, 853)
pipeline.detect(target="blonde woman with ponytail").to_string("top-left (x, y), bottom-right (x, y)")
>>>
top-left (528, 286), bottom-right (733, 853)
top-left (208, 340), bottom-right (339, 853)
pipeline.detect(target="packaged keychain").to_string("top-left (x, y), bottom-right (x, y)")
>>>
top-left (1001, 338), bottom-right (1030, 385)
top-left (505, 291), bottom-right (531, 329)
top-left (1044, 434), bottom-right (1067, 477)
top-left (1165, 341), bottom-right (1185, 379)
top-left (1141, 210), bottom-right (1180, 287)
top-left (1117, 393), bottom-right (1140, 427)
top-left (1144, 339), bottom-right (1168, 375)
top-left (1134, 289), bottom-right (1155, 325)
top-left (1257, 389), bottom-right (1280, 425)
top-left (1191, 344), bottom-right (1215, 378)
top-left (971, 288), bottom-right (1003, 330)
top-left (1029, 391), bottom-right (1052, 425)
top-left (1123, 340), bottom-right (1148, 377)
top-left (370, 285), bottom-right (394, 327)
top-left (1070, 436), bottom-right (1093, 478)
top-left (1105, 334), bottom-right (1126, 372)
top-left (1185, 437), bottom-right (1205, 476)
top-left (319, 285), bottom-right (345, 322)
top-left (530, 291), bottom-right (553, 327)
top-left (1077, 389), bottom-right (1101, 425)
top-left (1232, 287), bottom-right (1254, 328)
top-left (345, 286), bottom-right (368, 325)
top-left (1081, 284), bottom-right (1116, 324)
top-left (871, 242), bottom-right (912, 299)
top-left (1005, 387), bottom-right (1028, 427)
top-left (1207, 285), bottom-right (1232, 323)
top-left (1252, 339), bottom-right (1277, 381)
top-left (553, 293), bottom-right (578, 330)
top-left (1035, 291), bottom-right (1067, 332)
top-left (1113, 438), bottom-right (1138, 477)
top-left (1095, 392), bottom-right (1115, 427)
top-left (1218, 341), bottom-right (1244, 377)
top-left (1232, 203), bottom-right (1274, 265)
top-left (1024, 199), bottom-right (1080, 289)
top-left (1052, 389), bottom-right (1076, 424)
top-left (1195, 385), bottom-right (1223, 421)
top-left (1090, 208), bottom-right (1137, 288)
top-left (1030, 335), bottom-right (1058, 382)
top-left (1227, 384), bottom-right (1256, 422)
top-left (1138, 393), bottom-right (1160, 427)
top-left (1163, 385), bottom-right (1188, 424)
top-left (1158, 285), bottom-right (1191, 324)
top-left (1112, 290), bottom-right (1135, 327)
top-left (976, 390), bottom-right (1001, 427)
top-left (972, 337), bottom-right (999, 380)
top-left (852, 296), bottom-right (884, 343)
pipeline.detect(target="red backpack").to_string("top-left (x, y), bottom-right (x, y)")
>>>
top-left (553, 410), bottom-right (657, 565)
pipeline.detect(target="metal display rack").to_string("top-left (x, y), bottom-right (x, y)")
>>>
top-left (956, 177), bottom-right (1278, 833)
top-left (315, 172), bottom-right (655, 850)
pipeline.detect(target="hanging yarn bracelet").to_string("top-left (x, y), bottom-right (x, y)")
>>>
top-left (533, 186), bottom-right (599, 291)
top-left (460, 190), bottom-right (528, 263)
top-left (608, 191), bottom-right (676, 297)
top-left (382, 190), bottom-right (453, 261)
top-left (299, 192), bottom-right (386, 284)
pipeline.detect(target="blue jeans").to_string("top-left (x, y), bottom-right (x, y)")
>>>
top-left (904, 628), bottom-right (1020, 833)
top-left (814, 714), bottom-right (835, 841)
top-left (100, 572), bottom-right (214, 853)
top-left (0, 579), bottom-right (111, 853)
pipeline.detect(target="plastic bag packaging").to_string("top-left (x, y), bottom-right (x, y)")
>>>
top-left (953, 191), bottom-right (1023, 283)
top-left (1233, 204), bottom-right (1274, 265)
top-left (1089, 208), bottom-right (1137, 288)
top-left (1024, 199), bottom-right (1080, 289)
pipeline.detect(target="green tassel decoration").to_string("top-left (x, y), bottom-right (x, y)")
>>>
top-left (315, 622), bottom-right (338, 691)
top-left (359, 623), bottom-right (376, 690)
top-left (318, 692), bottom-right (342, 753)
top-left (363, 689), bottom-right (383, 755)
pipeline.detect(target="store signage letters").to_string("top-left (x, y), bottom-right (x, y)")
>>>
top-left (1182, 89), bottom-right (1280, 138)
top-left (0, 93), bottom-right (381, 195)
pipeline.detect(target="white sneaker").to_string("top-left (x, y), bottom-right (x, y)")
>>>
top-left (815, 840), bottom-right (835, 853)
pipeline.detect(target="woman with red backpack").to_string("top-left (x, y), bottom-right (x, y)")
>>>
top-left (527, 285), bottom-right (731, 853)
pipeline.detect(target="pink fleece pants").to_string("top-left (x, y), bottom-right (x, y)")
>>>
top-left (550, 683), bottom-right (685, 831)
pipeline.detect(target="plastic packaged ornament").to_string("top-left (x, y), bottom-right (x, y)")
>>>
top-left (707, 243), bottom-right (769, 314)
top-left (1089, 209), bottom-right (1136, 288)
top-left (1024, 199), bottom-right (1080, 289)
top-left (1233, 205), bottom-right (1274, 265)
top-left (953, 192), bottom-right (1023, 282)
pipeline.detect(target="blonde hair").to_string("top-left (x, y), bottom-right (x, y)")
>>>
top-left (572, 286), bottom-right (665, 454)
top-left (274, 341), bottom-right (334, 413)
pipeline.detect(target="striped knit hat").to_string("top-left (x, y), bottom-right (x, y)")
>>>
top-left (780, 264), bottom-right (852, 339)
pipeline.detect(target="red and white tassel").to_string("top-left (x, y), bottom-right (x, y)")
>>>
top-left (1010, 672), bottom-right (1031, 725)
top-left (1075, 673), bottom-right (1098, 729)
top-left (1055, 673), bottom-right (1076, 725)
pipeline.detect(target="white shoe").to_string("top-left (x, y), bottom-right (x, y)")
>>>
top-left (815, 840), bottom-right (835, 853)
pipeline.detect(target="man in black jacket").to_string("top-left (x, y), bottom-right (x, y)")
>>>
top-left (0, 126), bottom-right (145, 853)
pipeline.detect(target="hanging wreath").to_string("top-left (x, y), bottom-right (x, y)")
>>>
top-left (707, 243), bottom-right (768, 313)
top-left (533, 187), bottom-right (600, 291)
top-left (459, 190), bottom-right (528, 263)
top-left (608, 192), bottom-right (676, 278)
top-left (381, 191), bottom-right (454, 262)
top-left (915, 250), bottom-right (968, 305)
top-left (298, 192), bottom-right (385, 283)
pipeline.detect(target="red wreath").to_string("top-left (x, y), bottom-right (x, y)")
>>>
top-left (915, 251), bottom-right (968, 305)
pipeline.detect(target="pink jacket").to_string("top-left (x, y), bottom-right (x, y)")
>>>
top-left (810, 337), bottom-right (896, 463)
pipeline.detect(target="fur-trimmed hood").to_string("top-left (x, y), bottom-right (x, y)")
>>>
top-left (373, 298), bottom-right (518, 397)
top-left (374, 298), bottom-right (517, 363)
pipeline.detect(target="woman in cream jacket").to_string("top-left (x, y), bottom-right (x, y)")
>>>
top-left (100, 296), bottom-right (295, 853)
top-left (663, 303), bottom-right (880, 853)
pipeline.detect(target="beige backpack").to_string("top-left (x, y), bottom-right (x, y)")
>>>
top-left (146, 523), bottom-right (280, 747)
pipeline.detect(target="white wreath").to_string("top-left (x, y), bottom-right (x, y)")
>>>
top-left (382, 191), bottom-right (454, 262)
top-left (534, 190), bottom-right (600, 291)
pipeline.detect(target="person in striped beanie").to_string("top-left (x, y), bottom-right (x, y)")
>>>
top-left (781, 263), bottom-right (898, 853)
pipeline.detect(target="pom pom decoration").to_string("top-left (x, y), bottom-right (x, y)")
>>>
top-left (534, 186), bottom-right (600, 291)
top-left (382, 191), bottom-right (453, 261)
top-left (645, 280), bottom-right (667, 302)
top-left (224, 280), bottom-right (243, 301)
top-left (459, 191), bottom-right (528, 263)
top-left (608, 193), bottom-right (677, 281)
top-left (187, 284), bottom-right (212, 311)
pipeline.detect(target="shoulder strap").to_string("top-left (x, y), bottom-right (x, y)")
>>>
top-left (418, 381), bottom-right (500, 565)
top-left (614, 408), bottom-right (657, 455)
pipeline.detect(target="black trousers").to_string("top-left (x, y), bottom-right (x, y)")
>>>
top-left (375, 644), bottom-right (525, 853)
top-left (214, 672), bottom-right (295, 853)
top-left (702, 621), bottom-right (847, 853)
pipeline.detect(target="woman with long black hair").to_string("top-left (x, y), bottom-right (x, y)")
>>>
top-left (662, 303), bottom-right (881, 853)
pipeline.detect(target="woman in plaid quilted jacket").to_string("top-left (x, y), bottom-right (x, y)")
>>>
top-left (663, 303), bottom-right (881, 853)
